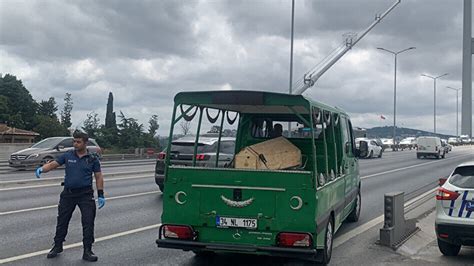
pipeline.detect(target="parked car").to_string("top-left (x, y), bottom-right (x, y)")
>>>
top-left (435, 161), bottom-right (474, 256)
top-left (9, 137), bottom-right (101, 169)
top-left (416, 136), bottom-right (445, 159)
top-left (460, 135), bottom-right (471, 145)
top-left (154, 136), bottom-right (236, 192)
top-left (399, 137), bottom-right (417, 150)
top-left (355, 138), bottom-right (383, 158)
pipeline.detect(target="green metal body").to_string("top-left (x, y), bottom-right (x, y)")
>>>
top-left (159, 90), bottom-right (360, 256)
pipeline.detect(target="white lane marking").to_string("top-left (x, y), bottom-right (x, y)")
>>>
top-left (0, 174), bottom-right (153, 192)
top-left (0, 223), bottom-right (162, 264)
top-left (333, 187), bottom-right (437, 248)
top-left (361, 153), bottom-right (472, 180)
top-left (0, 191), bottom-right (160, 216)
top-left (0, 170), bottom-right (154, 185)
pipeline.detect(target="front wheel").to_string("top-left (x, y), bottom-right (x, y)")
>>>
top-left (437, 239), bottom-right (461, 256)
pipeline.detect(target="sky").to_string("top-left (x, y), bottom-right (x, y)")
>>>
top-left (1, 0), bottom-right (473, 137)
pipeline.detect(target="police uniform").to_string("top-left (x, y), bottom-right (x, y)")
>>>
top-left (53, 150), bottom-right (101, 249)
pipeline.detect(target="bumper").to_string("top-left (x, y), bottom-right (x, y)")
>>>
top-left (8, 159), bottom-right (41, 168)
top-left (156, 239), bottom-right (318, 260)
top-left (436, 223), bottom-right (474, 246)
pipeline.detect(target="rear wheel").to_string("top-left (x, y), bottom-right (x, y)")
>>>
top-left (378, 151), bottom-right (383, 158)
top-left (369, 150), bottom-right (374, 158)
top-left (321, 216), bottom-right (334, 265)
top-left (437, 239), bottom-right (461, 256)
top-left (347, 190), bottom-right (361, 222)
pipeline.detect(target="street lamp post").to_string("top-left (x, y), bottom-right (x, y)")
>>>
top-left (377, 46), bottom-right (416, 151)
top-left (421, 73), bottom-right (449, 134)
top-left (447, 86), bottom-right (461, 137)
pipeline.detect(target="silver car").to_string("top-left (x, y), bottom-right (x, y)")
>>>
top-left (9, 137), bottom-right (101, 169)
top-left (155, 136), bottom-right (235, 192)
top-left (435, 161), bottom-right (474, 256)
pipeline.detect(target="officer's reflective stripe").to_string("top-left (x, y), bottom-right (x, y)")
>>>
top-left (457, 191), bottom-right (469, 218)
top-left (448, 198), bottom-right (456, 216)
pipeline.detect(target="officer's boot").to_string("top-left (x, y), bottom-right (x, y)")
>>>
top-left (46, 243), bottom-right (63, 258)
top-left (82, 245), bottom-right (98, 262)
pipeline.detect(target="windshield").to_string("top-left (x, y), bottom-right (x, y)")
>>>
top-left (450, 166), bottom-right (474, 189)
top-left (31, 138), bottom-right (62, 148)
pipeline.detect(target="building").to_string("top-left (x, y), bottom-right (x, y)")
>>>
top-left (0, 123), bottom-right (39, 143)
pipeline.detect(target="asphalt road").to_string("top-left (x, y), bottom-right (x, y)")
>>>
top-left (0, 146), bottom-right (472, 265)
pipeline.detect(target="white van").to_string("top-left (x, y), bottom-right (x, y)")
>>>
top-left (416, 136), bottom-right (445, 159)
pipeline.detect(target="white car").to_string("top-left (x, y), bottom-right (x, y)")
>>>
top-left (447, 137), bottom-right (459, 146)
top-left (355, 138), bottom-right (383, 158)
top-left (416, 136), bottom-right (445, 159)
top-left (399, 137), bottom-right (417, 150)
top-left (435, 161), bottom-right (474, 256)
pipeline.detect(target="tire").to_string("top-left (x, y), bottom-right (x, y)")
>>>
top-left (369, 150), bottom-right (373, 159)
top-left (436, 152), bottom-right (440, 159)
top-left (347, 190), bottom-right (361, 222)
top-left (321, 216), bottom-right (334, 265)
top-left (441, 152), bottom-right (445, 159)
top-left (378, 151), bottom-right (382, 158)
top-left (158, 184), bottom-right (165, 192)
top-left (437, 239), bottom-right (461, 256)
top-left (40, 156), bottom-right (54, 166)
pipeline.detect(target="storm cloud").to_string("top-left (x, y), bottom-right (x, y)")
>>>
top-left (0, 0), bottom-right (472, 136)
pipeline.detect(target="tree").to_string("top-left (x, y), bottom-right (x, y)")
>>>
top-left (0, 74), bottom-right (38, 129)
top-left (82, 111), bottom-right (100, 139)
top-left (180, 120), bottom-right (192, 135)
top-left (61, 93), bottom-right (73, 128)
top-left (37, 97), bottom-right (58, 119)
top-left (33, 115), bottom-right (69, 138)
top-left (148, 115), bottom-right (159, 136)
top-left (117, 111), bottom-right (144, 149)
top-left (105, 92), bottom-right (116, 129)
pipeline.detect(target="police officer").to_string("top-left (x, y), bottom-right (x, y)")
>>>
top-left (35, 131), bottom-right (105, 262)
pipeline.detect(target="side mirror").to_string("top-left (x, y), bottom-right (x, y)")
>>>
top-left (439, 177), bottom-right (447, 186)
top-left (357, 141), bottom-right (368, 158)
top-left (57, 145), bottom-right (65, 150)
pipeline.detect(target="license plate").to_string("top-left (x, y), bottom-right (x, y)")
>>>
top-left (216, 216), bottom-right (257, 229)
top-left (467, 201), bottom-right (474, 212)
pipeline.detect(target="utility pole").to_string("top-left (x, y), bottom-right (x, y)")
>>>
top-left (461, 0), bottom-right (472, 137)
top-left (288, 0), bottom-right (295, 137)
top-left (421, 73), bottom-right (449, 135)
top-left (377, 47), bottom-right (415, 151)
top-left (447, 86), bottom-right (461, 137)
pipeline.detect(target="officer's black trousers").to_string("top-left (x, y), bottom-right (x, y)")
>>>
top-left (53, 188), bottom-right (96, 248)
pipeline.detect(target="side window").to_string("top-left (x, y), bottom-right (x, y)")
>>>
top-left (370, 141), bottom-right (377, 146)
top-left (340, 118), bottom-right (350, 154)
top-left (347, 119), bottom-right (355, 155)
top-left (219, 141), bottom-right (235, 154)
top-left (59, 138), bottom-right (73, 148)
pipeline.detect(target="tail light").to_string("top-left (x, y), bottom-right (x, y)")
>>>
top-left (196, 154), bottom-right (210, 161)
top-left (277, 232), bottom-right (312, 247)
top-left (162, 225), bottom-right (194, 240)
top-left (157, 152), bottom-right (166, 160)
top-left (436, 188), bottom-right (460, 201)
